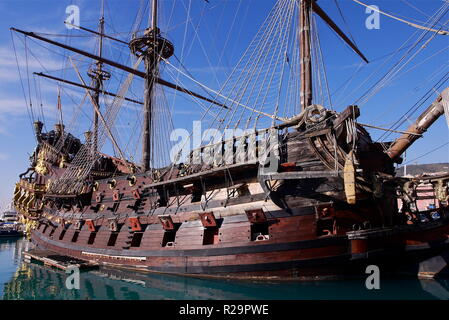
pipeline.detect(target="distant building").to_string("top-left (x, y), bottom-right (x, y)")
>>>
top-left (0, 203), bottom-right (19, 224)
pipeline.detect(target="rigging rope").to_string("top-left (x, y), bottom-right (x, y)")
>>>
top-left (354, 2), bottom-right (449, 107)
top-left (352, 0), bottom-right (449, 35)
top-left (404, 141), bottom-right (449, 165)
top-left (376, 73), bottom-right (449, 145)
top-left (11, 31), bottom-right (37, 142)
top-left (48, 57), bottom-right (142, 194)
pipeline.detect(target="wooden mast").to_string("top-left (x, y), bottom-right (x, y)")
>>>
top-left (141, 0), bottom-right (158, 172)
top-left (299, 0), bottom-right (312, 111)
top-left (11, 28), bottom-right (221, 107)
top-left (151, 0), bottom-right (158, 29)
top-left (130, 0), bottom-right (174, 171)
top-left (89, 0), bottom-right (110, 153)
top-left (297, 0), bottom-right (369, 112)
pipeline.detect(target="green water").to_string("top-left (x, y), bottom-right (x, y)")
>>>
top-left (1, 238), bottom-right (449, 300)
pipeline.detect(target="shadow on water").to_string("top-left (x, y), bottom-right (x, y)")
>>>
top-left (1, 238), bottom-right (449, 300)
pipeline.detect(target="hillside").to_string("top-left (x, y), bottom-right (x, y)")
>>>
top-left (396, 163), bottom-right (449, 176)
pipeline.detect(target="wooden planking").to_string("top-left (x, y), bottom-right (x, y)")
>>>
top-left (93, 230), bottom-right (112, 247)
top-left (76, 229), bottom-right (92, 245)
top-left (36, 213), bottom-right (322, 252)
top-left (60, 228), bottom-right (77, 244)
top-left (23, 249), bottom-right (99, 271)
top-left (219, 222), bottom-right (251, 243)
top-left (269, 214), bottom-right (316, 241)
top-left (141, 229), bottom-right (166, 249)
top-left (49, 226), bottom-right (64, 240)
top-left (210, 245), bottom-right (347, 267)
top-left (285, 135), bottom-right (321, 164)
top-left (175, 226), bottom-right (204, 247)
top-left (114, 228), bottom-right (133, 249)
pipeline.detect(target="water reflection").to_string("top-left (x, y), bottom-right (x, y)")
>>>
top-left (1, 239), bottom-right (449, 300)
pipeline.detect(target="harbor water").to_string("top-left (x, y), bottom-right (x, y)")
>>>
top-left (1, 238), bottom-right (449, 300)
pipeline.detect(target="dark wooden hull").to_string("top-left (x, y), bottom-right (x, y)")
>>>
top-left (29, 212), bottom-right (449, 280)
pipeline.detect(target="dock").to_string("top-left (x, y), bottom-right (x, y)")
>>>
top-left (23, 249), bottom-right (99, 271)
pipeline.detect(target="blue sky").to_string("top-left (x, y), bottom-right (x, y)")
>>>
top-left (0, 0), bottom-right (448, 208)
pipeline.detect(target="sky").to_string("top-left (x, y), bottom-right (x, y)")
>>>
top-left (0, 0), bottom-right (447, 208)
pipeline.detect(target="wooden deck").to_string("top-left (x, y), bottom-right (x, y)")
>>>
top-left (23, 249), bottom-right (99, 271)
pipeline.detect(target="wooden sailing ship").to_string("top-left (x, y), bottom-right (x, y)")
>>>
top-left (11, 0), bottom-right (449, 279)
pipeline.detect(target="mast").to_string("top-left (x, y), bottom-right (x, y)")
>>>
top-left (296, 0), bottom-right (369, 111)
top-left (88, 0), bottom-right (110, 154)
top-left (130, 0), bottom-right (174, 171)
top-left (151, 0), bottom-right (158, 29)
top-left (11, 28), bottom-right (224, 108)
top-left (142, 0), bottom-right (156, 173)
top-left (56, 87), bottom-right (64, 132)
top-left (34, 72), bottom-right (143, 105)
top-left (299, 0), bottom-right (312, 111)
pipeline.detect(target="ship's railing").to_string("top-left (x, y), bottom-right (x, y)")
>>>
top-left (39, 141), bottom-right (63, 163)
top-left (17, 179), bottom-right (46, 193)
top-left (181, 127), bottom-right (280, 171)
top-left (398, 174), bottom-right (449, 224)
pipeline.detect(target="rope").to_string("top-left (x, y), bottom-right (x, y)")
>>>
top-left (48, 57), bottom-right (142, 194)
top-left (10, 31), bottom-right (36, 142)
top-left (355, 2), bottom-right (449, 106)
top-left (404, 141), bottom-right (449, 165)
top-left (352, 0), bottom-right (449, 35)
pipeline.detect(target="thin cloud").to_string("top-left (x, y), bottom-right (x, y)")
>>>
top-left (0, 45), bottom-right (62, 70)
top-left (0, 98), bottom-right (28, 115)
top-left (0, 153), bottom-right (10, 161)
